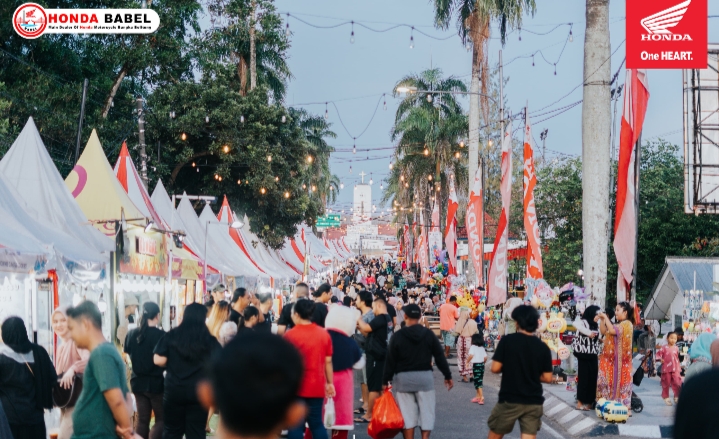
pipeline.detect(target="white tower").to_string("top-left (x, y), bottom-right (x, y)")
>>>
top-left (353, 171), bottom-right (372, 223)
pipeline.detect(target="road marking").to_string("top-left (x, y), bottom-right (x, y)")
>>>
top-left (542, 422), bottom-right (566, 439)
top-left (618, 425), bottom-right (662, 438)
top-left (567, 417), bottom-right (596, 435)
top-left (559, 409), bottom-right (582, 424)
top-left (546, 402), bottom-right (569, 416)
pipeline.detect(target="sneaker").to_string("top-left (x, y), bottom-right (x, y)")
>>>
top-left (664, 398), bottom-right (672, 406)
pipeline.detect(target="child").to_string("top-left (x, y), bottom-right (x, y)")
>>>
top-left (197, 331), bottom-right (305, 439)
top-left (657, 332), bottom-right (682, 405)
top-left (466, 332), bottom-right (488, 404)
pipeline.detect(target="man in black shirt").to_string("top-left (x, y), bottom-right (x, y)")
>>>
top-left (277, 283), bottom-right (324, 334)
top-left (356, 298), bottom-right (390, 422)
top-left (487, 305), bottom-right (553, 439)
top-left (311, 283), bottom-right (333, 327)
top-left (229, 288), bottom-right (251, 326)
top-left (253, 293), bottom-right (274, 333)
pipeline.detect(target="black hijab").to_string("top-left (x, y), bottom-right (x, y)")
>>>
top-left (1, 317), bottom-right (57, 410)
top-left (582, 305), bottom-right (600, 331)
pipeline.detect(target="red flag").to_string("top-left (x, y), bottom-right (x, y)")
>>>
top-left (419, 209), bottom-right (429, 282)
top-left (523, 117), bottom-right (543, 279)
top-left (467, 166), bottom-right (484, 286)
top-left (403, 223), bottom-right (410, 258)
top-left (488, 120), bottom-right (513, 307)
top-left (614, 69), bottom-right (650, 301)
top-left (444, 175), bottom-right (459, 276)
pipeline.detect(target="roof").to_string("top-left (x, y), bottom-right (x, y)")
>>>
top-left (644, 257), bottom-right (719, 320)
top-left (114, 142), bottom-right (165, 228)
top-left (0, 118), bottom-right (113, 254)
top-left (65, 129), bottom-right (144, 228)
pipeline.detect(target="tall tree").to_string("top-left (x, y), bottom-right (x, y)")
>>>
top-left (432, 0), bottom-right (535, 282)
top-left (581, 0), bottom-right (612, 305)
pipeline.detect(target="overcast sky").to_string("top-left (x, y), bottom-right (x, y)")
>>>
top-left (273, 0), bottom-right (719, 215)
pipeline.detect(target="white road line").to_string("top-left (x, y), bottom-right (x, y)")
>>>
top-left (567, 417), bottom-right (596, 435)
top-left (546, 403), bottom-right (570, 416)
top-left (559, 409), bottom-right (582, 424)
top-left (542, 422), bottom-right (566, 439)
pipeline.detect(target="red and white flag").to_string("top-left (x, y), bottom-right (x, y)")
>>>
top-left (444, 175), bottom-right (459, 276)
top-left (466, 165), bottom-right (484, 286)
top-left (523, 117), bottom-right (543, 279)
top-left (487, 120), bottom-right (513, 307)
top-left (614, 69), bottom-right (650, 301)
top-left (403, 223), bottom-right (410, 258)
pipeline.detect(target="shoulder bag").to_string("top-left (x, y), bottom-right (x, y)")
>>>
top-left (53, 373), bottom-right (84, 409)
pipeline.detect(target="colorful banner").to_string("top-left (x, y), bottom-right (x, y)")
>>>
top-left (523, 117), bottom-right (544, 279)
top-left (487, 120), bottom-right (513, 307)
top-left (428, 200), bottom-right (442, 263)
top-left (118, 225), bottom-right (167, 277)
top-left (444, 175), bottom-right (458, 276)
top-left (466, 166), bottom-right (484, 286)
top-left (614, 69), bottom-right (650, 302)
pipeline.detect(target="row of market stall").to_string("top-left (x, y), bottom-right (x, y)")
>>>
top-left (0, 118), bottom-right (352, 358)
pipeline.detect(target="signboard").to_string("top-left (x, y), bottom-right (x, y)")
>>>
top-left (119, 225), bottom-right (167, 277)
top-left (0, 275), bottom-right (27, 324)
top-left (171, 258), bottom-right (204, 281)
top-left (316, 214), bottom-right (341, 228)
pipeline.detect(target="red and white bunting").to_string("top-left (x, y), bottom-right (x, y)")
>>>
top-left (523, 117), bottom-right (543, 279)
top-left (444, 175), bottom-right (459, 276)
top-left (466, 166), bottom-right (484, 286)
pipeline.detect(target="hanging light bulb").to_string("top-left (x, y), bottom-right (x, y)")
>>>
top-left (423, 147), bottom-right (430, 156)
top-left (246, 180), bottom-right (249, 184)
top-left (380, 183), bottom-right (383, 189)
top-left (466, 41), bottom-right (471, 51)
top-left (340, 182), bottom-right (344, 189)
top-left (306, 155), bottom-right (313, 163)
top-left (267, 155), bottom-right (272, 162)
top-left (284, 191), bottom-right (290, 198)
top-left (349, 166), bottom-right (352, 174)
top-left (488, 139), bottom-right (494, 147)
top-left (455, 151), bottom-right (461, 158)
top-left (197, 167), bottom-right (199, 173)
top-left (181, 132), bottom-right (187, 141)
top-left (240, 115), bottom-right (245, 123)
top-left (285, 21), bottom-right (290, 37)
top-left (383, 95), bottom-right (387, 111)
top-left (218, 176), bottom-right (223, 181)
top-left (260, 187), bottom-right (266, 194)
top-left (353, 138), bottom-right (356, 154)
top-left (325, 103), bottom-right (329, 120)
top-left (275, 176), bottom-right (279, 182)
top-left (214, 174), bottom-right (218, 180)
top-left (389, 161), bottom-right (393, 170)
top-left (400, 175), bottom-right (404, 182)
top-left (518, 26), bottom-right (522, 41)
top-left (409, 35), bottom-right (414, 49)
top-left (237, 179), bottom-right (241, 184)
top-left (405, 182), bottom-right (409, 188)
top-left (350, 21), bottom-right (355, 43)
top-left (205, 115), bottom-right (210, 123)
top-left (192, 162), bottom-right (196, 167)
top-left (370, 177), bottom-right (373, 185)
top-left (170, 111), bottom-right (175, 119)
top-left (569, 28), bottom-right (574, 43)
top-left (428, 175), bottom-right (432, 181)
top-left (554, 64), bottom-right (557, 76)
top-left (223, 145), bottom-right (230, 153)
top-left (281, 115), bottom-right (287, 123)
top-left (532, 55), bottom-right (535, 67)
top-left (426, 94), bottom-right (433, 103)
top-left (311, 185), bottom-right (316, 192)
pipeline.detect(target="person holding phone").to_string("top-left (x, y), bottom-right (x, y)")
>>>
top-left (596, 302), bottom-right (635, 410)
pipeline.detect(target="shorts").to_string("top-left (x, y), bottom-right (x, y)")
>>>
top-left (441, 330), bottom-right (456, 348)
top-left (488, 402), bottom-right (543, 435)
top-left (366, 354), bottom-right (384, 392)
top-left (472, 363), bottom-right (485, 389)
top-left (354, 353), bottom-right (367, 384)
top-left (395, 390), bottom-right (436, 431)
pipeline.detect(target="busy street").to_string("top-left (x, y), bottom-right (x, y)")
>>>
top-left (2, 1), bottom-right (719, 439)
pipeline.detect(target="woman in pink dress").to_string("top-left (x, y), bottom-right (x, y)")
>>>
top-left (52, 306), bottom-right (90, 439)
top-left (324, 305), bottom-right (364, 439)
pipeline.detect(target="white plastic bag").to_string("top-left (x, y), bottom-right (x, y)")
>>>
top-left (323, 398), bottom-right (336, 429)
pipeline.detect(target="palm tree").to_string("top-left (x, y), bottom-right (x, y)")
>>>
top-left (385, 68), bottom-right (469, 241)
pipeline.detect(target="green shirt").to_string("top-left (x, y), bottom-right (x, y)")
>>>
top-left (71, 342), bottom-right (129, 439)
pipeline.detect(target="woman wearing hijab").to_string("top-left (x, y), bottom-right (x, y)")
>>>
top-left (52, 307), bottom-right (90, 439)
top-left (685, 333), bottom-right (716, 382)
top-left (454, 308), bottom-right (479, 382)
top-left (0, 317), bottom-right (57, 439)
top-left (573, 305), bottom-right (601, 410)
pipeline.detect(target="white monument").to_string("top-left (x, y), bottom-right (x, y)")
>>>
top-left (353, 171), bottom-right (372, 223)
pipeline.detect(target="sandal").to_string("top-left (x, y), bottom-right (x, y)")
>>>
top-left (664, 398), bottom-right (673, 406)
top-left (479, 398), bottom-right (485, 405)
top-left (354, 408), bottom-right (365, 415)
top-left (471, 397), bottom-right (479, 403)
top-left (354, 417), bottom-right (370, 424)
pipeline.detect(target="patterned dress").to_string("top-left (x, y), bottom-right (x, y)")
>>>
top-left (597, 320), bottom-right (633, 407)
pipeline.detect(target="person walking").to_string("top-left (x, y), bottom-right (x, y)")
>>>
top-left (66, 301), bottom-right (140, 439)
top-left (0, 317), bottom-right (57, 439)
top-left (439, 296), bottom-right (460, 358)
top-left (311, 283), bottom-right (333, 327)
top-left (466, 333), bottom-right (487, 405)
top-left (277, 283), bottom-right (314, 335)
top-left (454, 308), bottom-right (479, 383)
top-left (325, 305), bottom-right (364, 439)
top-left (572, 305), bottom-right (601, 410)
top-left (153, 303), bottom-right (221, 439)
top-left (487, 305), bottom-right (553, 439)
top-left (596, 302), bottom-right (635, 409)
top-left (123, 302), bottom-right (165, 439)
top-left (283, 300), bottom-right (335, 439)
top-left (51, 306), bottom-right (89, 439)
top-left (355, 298), bottom-right (391, 423)
top-left (383, 304), bottom-right (453, 439)
top-left (207, 301), bottom-right (231, 340)
top-left (656, 332), bottom-right (682, 405)
top-left (353, 291), bottom-right (374, 418)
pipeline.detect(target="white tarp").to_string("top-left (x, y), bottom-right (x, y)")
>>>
top-left (198, 205), bottom-right (264, 277)
top-left (0, 118), bottom-right (113, 256)
top-left (236, 216), bottom-right (297, 279)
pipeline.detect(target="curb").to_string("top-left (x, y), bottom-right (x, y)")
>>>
top-left (541, 392), bottom-right (672, 437)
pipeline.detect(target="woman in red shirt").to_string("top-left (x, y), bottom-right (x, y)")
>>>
top-left (284, 300), bottom-right (335, 439)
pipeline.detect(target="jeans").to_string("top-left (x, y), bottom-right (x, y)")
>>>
top-left (135, 391), bottom-right (164, 439)
top-left (287, 397), bottom-right (327, 439)
top-left (162, 384), bottom-right (208, 439)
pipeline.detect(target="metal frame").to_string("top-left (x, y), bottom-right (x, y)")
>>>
top-left (684, 44), bottom-right (719, 213)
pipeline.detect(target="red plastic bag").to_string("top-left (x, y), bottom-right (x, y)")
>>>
top-left (368, 388), bottom-right (404, 439)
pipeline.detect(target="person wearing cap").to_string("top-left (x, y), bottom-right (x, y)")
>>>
top-left (117, 295), bottom-right (140, 349)
top-left (382, 304), bottom-right (453, 439)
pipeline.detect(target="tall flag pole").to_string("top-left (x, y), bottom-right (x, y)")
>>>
top-left (614, 69), bottom-right (649, 302)
top-left (523, 109), bottom-right (543, 279)
top-left (467, 165), bottom-right (484, 286)
top-left (444, 174), bottom-right (459, 276)
top-left (420, 209), bottom-right (429, 283)
top-left (487, 119), bottom-right (513, 307)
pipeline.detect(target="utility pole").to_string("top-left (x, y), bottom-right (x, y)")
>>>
top-left (74, 78), bottom-right (89, 166)
top-left (581, 0), bottom-right (612, 306)
top-left (499, 50), bottom-right (504, 158)
top-left (136, 97), bottom-right (148, 190)
top-left (249, 2), bottom-right (257, 90)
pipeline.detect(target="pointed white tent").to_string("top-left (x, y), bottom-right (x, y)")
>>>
top-left (198, 205), bottom-right (264, 277)
top-left (114, 142), bottom-right (165, 228)
top-left (0, 118), bottom-right (113, 254)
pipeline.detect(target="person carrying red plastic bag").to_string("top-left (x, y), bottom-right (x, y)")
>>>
top-left (368, 388), bottom-right (404, 439)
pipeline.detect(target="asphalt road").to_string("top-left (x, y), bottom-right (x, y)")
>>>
top-left (347, 359), bottom-right (631, 439)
